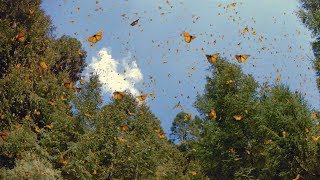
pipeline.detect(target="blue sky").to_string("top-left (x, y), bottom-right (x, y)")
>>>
top-left (42, 0), bottom-right (320, 133)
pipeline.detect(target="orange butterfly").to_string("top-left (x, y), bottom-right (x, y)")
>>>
top-left (184, 113), bottom-right (192, 121)
top-left (118, 137), bottom-right (127, 142)
top-left (243, 27), bottom-right (249, 33)
top-left (88, 31), bottom-right (102, 43)
top-left (120, 125), bottom-right (129, 132)
top-left (235, 54), bottom-right (250, 63)
top-left (113, 91), bottom-right (126, 100)
top-left (64, 82), bottom-right (73, 89)
top-left (16, 32), bottom-right (26, 43)
top-left (136, 94), bottom-right (148, 101)
top-left (38, 61), bottom-right (48, 71)
top-left (45, 123), bottom-right (54, 129)
top-left (208, 109), bottom-right (217, 120)
top-left (233, 115), bottom-right (243, 121)
top-left (276, 75), bottom-right (281, 83)
top-left (0, 130), bottom-right (8, 141)
top-left (311, 113), bottom-right (318, 119)
top-left (312, 136), bottom-right (320, 141)
top-left (158, 133), bottom-right (166, 139)
top-left (206, 53), bottom-right (219, 63)
top-left (59, 158), bottom-right (68, 166)
top-left (182, 31), bottom-right (196, 43)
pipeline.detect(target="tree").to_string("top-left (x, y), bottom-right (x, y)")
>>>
top-left (0, 0), bottom-right (86, 178)
top-left (298, 0), bottom-right (320, 90)
top-left (64, 76), bottom-right (186, 179)
top-left (181, 58), bottom-right (320, 179)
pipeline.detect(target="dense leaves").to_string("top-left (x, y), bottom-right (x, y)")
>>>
top-left (172, 59), bottom-right (320, 179)
top-left (298, 0), bottom-right (320, 90)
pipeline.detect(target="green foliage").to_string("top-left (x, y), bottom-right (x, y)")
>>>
top-left (298, 0), bottom-right (320, 90)
top-left (65, 77), bottom-right (186, 179)
top-left (174, 59), bottom-right (320, 179)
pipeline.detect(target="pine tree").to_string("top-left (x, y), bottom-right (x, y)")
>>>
top-left (0, 0), bottom-right (86, 178)
top-left (298, 0), bottom-right (320, 90)
top-left (66, 76), bottom-right (186, 179)
top-left (182, 58), bottom-right (320, 179)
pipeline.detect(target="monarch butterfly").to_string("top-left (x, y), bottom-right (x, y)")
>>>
top-left (136, 94), bottom-right (148, 101)
top-left (206, 53), bottom-right (219, 63)
top-left (230, 2), bottom-right (237, 7)
top-left (243, 27), bottom-right (249, 33)
top-left (45, 123), bottom-right (54, 129)
top-left (88, 31), bottom-right (102, 43)
top-left (59, 158), bottom-right (68, 166)
top-left (130, 19), bottom-right (139, 26)
top-left (233, 115), bottom-right (242, 121)
top-left (119, 125), bottom-right (129, 132)
top-left (64, 82), bottom-right (73, 89)
top-left (35, 126), bottom-right (41, 133)
top-left (16, 32), bottom-right (26, 43)
top-left (252, 30), bottom-right (257, 35)
top-left (33, 109), bottom-right (40, 115)
top-left (184, 113), bottom-right (192, 121)
top-left (305, 128), bottom-right (310, 133)
top-left (226, 80), bottom-right (235, 84)
top-left (118, 137), bottom-right (127, 142)
top-left (276, 75), bottom-right (281, 83)
top-left (235, 54), bottom-right (250, 63)
top-left (158, 133), bottom-right (166, 139)
top-left (0, 130), bottom-right (8, 141)
top-left (311, 113), bottom-right (318, 119)
top-left (208, 109), bottom-right (217, 120)
top-left (182, 32), bottom-right (196, 43)
top-left (113, 91), bottom-right (126, 100)
top-left (191, 171), bottom-right (197, 176)
top-left (312, 136), bottom-right (320, 141)
top-left (293, 174), bottom-right (300, 180)
top-left (38, 61), bottom-right (48, 71)
top-left (61, 95), bottom-right (67, 101)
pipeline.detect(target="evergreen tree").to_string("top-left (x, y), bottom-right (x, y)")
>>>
top-left (66, 76), bottom-right (186, 179)
top-left (181, 58), bottom-right (320, 179)
top-left (298, 0), bottom-right (320, 90)
top-left (0, 0), bottom-right (86, 178)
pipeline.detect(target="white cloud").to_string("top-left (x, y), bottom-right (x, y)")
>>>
top-left (88, 48), bottom-right (143, 95)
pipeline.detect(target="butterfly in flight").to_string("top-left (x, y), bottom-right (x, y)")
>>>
top-left (130, 19), bottom-right (139, 26)
top-left (206, 53), bottom-right (219, 63)
top-left (88, 31), bottom-right (102, 43)
top-left (235, 54), bottom-right (250, 63)
top-left (181, 32), bottom-right (196, 43)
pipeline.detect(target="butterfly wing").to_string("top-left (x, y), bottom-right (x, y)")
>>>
top-left (235, 54), bottom-right (249, 63)
top-left (185, 36), bottom-right (191, 43)
top-left (185, 35), bottom-right (195, 43)
top-left (182, 31), bottom-right (190, 37)
top-left (88, 36), bottom-right (97, 43)
top-left (131, 19), bottom-right (139, 26)
top-left (137, 94), bottom-right (147, 101)
top-left (95, 31), bottom-right (103, 41)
